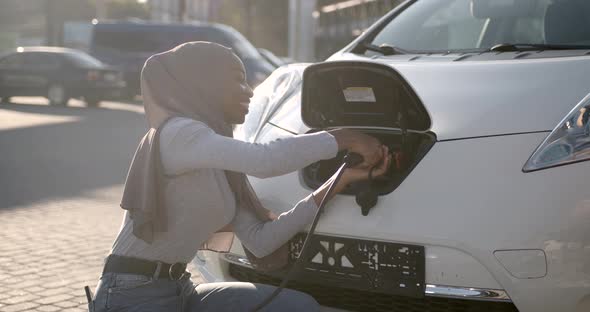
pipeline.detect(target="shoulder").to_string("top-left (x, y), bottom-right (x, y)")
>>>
top-left (163, 117), bottom-right (210, 132)
top-left (160, 117), bottom-right (214, 142)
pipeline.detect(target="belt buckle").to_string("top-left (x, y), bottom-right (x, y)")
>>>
top-left (168, 263), bottom-right (184, 280)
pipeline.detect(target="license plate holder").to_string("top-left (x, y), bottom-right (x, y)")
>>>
top-left (288, 233), bottom-right (425, 298)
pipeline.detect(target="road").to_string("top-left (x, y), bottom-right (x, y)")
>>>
top-left (0, 97), bottom-right (201, 312)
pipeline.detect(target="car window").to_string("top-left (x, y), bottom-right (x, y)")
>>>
top-left (93, 29), bottom-right (164, 53)
top-left (195, 28), bottom-right (232, 50)
top-left (22, 53), bottom-right (61, 70)
top-left (91, 24), bottom-right (265, 61)
top-left (207, 26), bottom-right (261, 60)
top-left (0, 53), bottom-right (25, 69)
top-left (510, 18), bottom-right (545, 44)
top-left (64, 52), bottom-right (103, 68)
top-left (94, 28), bottom-right (197, 54)
top-left (368, 0), bottom-right (582, 53)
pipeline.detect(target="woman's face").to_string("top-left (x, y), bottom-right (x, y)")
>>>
top-left (222, 68), bottom-right (254, 125)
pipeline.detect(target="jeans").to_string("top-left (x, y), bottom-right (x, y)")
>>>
top-left (89, 272), bottom-right (320, 312)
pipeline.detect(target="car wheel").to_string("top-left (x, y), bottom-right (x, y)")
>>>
top-left (47, 84), bottom-right (69, 106)
top-left (84, 96), bottom-right (101, 108)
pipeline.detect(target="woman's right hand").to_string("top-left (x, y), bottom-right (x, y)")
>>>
top-left (312, 146), bottom-right (391, 206)
top-left (329, 129), bottom-right (383, 169)
top-left (339, 145), bottom-right (392, 188)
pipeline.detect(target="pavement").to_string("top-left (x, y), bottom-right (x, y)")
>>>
top-left (0, 98), bottom-right (202, 312)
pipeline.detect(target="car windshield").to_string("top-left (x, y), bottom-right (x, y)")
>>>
top-left (65, 51), bottom-right (104, 68)
top-left (213, 26), bottom-right (262, 60)
top-left (366, 0), bottom-right (590, 54)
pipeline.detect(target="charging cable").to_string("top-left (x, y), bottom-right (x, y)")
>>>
top-left (251, 152), bottom-right (364, 311)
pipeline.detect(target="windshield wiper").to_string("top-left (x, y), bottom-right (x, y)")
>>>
top-left (489, 43), bottom-right (590, 52)
top-left (362, 42), bottom-right (407, 55)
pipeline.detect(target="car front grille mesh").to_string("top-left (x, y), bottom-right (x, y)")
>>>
top-left (229, 264), bottom-right (519, 312)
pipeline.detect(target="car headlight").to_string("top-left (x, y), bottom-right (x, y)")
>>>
top-left (235, 64), bottom-right (306, 142)
top-left (523, 93), bottom-right (590, 172)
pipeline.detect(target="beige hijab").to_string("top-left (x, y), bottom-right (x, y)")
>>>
top-left (120, 42), bottom-right (280, 263)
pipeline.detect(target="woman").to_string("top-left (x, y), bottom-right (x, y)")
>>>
top-left (89, 42), bottom-right (391, 312)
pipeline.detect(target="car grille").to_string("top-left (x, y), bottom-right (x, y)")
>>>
top-left (229, 264), bottom-right (519, 312)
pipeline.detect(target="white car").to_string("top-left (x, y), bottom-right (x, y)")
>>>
top-left (194, 1), bottom-right (590, 311)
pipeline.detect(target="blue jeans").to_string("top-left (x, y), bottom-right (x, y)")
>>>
top-left (89, 272), bottom-right (319, 312)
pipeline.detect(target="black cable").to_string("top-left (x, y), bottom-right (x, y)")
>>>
top-left (251, 152), bottom-right (363, 311)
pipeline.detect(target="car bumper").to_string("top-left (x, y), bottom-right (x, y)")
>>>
top-left (219, 251), bottom-right (510, 301)
top-left (74, 83), bottom-right (126, 100)
top-left (226, 258), bottom-right (516, 311)
top-left (194, 132), bottom-right (590, 312)
top-left (195, 248), bottom-right (516, 312)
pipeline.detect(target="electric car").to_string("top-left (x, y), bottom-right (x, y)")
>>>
top-left (194, 1), bottom-right (590, 311)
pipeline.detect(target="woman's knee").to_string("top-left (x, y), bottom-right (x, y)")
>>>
top-left (271, 288), bottom-right (320, 312)
top-left (194, 282), bottom-right (319, 311)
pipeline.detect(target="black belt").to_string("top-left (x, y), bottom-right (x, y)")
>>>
top-left (103, 254), bottom-right (187, 280)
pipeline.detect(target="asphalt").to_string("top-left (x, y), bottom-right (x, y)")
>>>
top-left (0, 98), bottom-right (202, 312)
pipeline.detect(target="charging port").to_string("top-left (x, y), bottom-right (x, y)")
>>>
top-left (302, 129), bottom-right (435, 196)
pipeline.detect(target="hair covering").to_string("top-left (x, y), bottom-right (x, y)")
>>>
top-left (119, 42), bottom-right (281, 267)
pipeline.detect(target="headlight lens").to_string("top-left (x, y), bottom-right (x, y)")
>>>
top-left (235, 65), bottom-right (306, 142)
top-left (523, 93), bottom-right (590, 172)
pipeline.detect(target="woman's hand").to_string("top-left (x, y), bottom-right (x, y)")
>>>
top-left (312, 146), bottom-right (391, 207)
top-left (329, 129), bottom-right (383, 169)
top-left (338, 146), bottom-right (392, 188)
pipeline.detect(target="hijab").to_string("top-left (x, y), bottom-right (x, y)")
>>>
top-left (120, 42), bottom-right (275, 247)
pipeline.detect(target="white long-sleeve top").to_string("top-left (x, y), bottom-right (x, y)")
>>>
top-left (111, 117), bottom-right (339, 264)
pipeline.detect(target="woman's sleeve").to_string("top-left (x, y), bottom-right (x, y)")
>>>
top-left (231, 195), bottom-right (319, 258)
top-left (160, 118), bottom-right (339, 178)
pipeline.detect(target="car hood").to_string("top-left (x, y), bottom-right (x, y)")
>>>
top-left (270, 52), bottom-right (590, 141)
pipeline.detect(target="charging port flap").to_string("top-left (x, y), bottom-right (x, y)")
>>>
top-left (300, 61), bottom-right (436, 206)
top-left (301, 61), bottom-right (431, 131)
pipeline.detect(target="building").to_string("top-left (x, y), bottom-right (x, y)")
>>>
top-left (0, 0), bottom-right (98, 51)
top-left (0, 0), bottom-right (47, 51)
top-left (149, 0), bottom-right (219, 22)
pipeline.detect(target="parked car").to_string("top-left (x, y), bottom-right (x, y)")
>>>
top-left (195, 0), bottom-right (590, 312)
top-left (0, 47), bottom-right (125, 107)
top-left (257, 48), bottom-right (291, 68)
top-left (64, 21), bottom-right (276, 97)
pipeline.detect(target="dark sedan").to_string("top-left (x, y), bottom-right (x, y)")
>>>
top-left (0, 47), bottom-right (126, 107)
